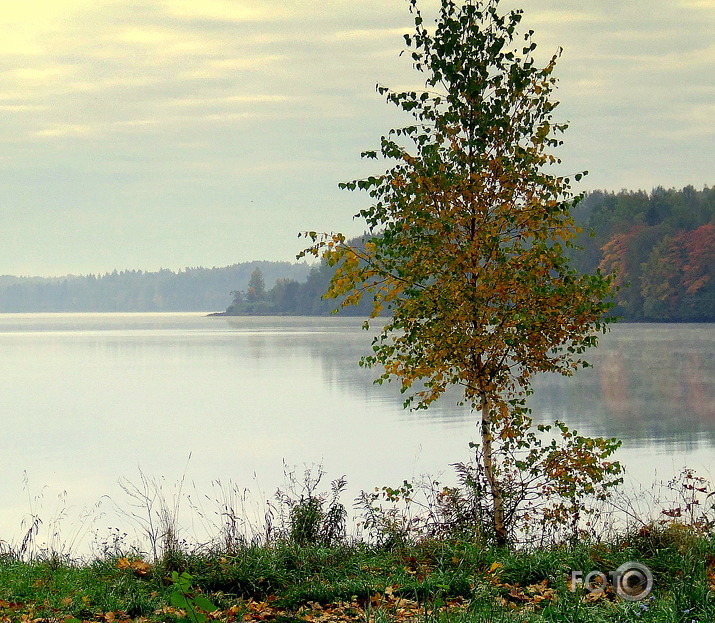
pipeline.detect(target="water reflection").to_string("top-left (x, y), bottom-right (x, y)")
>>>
top-left (0, 314), bottom-right (712, 555)
top-left (529, 324), bottom-right (715, 448)
top-left (284, 318), bottom-right (715, 448)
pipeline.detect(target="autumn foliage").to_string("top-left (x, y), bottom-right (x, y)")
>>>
top-left (572, 186), bottom-right (715, 321)
top-left (302, 0), bottom-right (622, 545)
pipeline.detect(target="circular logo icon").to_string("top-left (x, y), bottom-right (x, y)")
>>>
top-left (614, 561), bottom-right (653, 601)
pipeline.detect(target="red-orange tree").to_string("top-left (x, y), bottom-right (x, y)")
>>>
top-left (303, 0), bottom-right (621, 544)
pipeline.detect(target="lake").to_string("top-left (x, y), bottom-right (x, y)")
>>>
top-left (0, 313), bottom-right (713, 555)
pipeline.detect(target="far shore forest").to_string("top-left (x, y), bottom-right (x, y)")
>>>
top-left (1, 185), bottom-right (713, 322)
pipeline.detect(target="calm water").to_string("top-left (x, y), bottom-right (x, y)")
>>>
top-left (0, 314), bottom-right (713, 553)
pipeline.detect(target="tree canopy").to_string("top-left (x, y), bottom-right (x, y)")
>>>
top-left (302, 0), bottom-right (622, 544)
top-left (571, 186), bottom-right (715, 321)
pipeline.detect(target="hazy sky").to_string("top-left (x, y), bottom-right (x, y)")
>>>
top-left (1, 0), bottom-right (713, 276)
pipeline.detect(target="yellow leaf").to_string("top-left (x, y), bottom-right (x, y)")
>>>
top-left (130, 560), bottom-right (152, 576)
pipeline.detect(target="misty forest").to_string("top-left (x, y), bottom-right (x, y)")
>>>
top-left (2, 185), bottom-right (711, 322)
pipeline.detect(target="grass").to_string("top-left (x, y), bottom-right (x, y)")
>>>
top-left (1, 466), bottom-right (713, 622)
top-left (0, 524), bottom-right (713, 622)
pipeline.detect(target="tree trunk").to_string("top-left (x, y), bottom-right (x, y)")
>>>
top-left (480, 398), bottom-right (507, 545)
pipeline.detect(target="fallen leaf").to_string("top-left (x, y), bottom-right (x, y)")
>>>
top-left (489, 561), bottom-right (503, 574)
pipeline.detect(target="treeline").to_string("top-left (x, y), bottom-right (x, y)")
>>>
top-left (3, 186), bottom-right (712, 319)
top-left (222, 259), bottom-right (372, 316)
top-left (224, 185), bottom-right (715, 322)
top-left (0, 262), bottom-right (310, 312)
top-left (570, 185), bottom-right (715, 321)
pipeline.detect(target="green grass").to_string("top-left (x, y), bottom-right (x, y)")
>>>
top-left (2, 466), bottom-right (713, 621)
top-left (0, 526), bottom-right (713, 622)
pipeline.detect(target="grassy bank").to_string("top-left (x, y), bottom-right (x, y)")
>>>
top-left (1, 464), bottom-right (714, 622)
top-left (0, 524), bottom-right (714, 622)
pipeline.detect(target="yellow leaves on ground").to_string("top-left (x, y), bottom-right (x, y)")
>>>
top-left (116, 557), bottom-right (152, 577)
top-left (488, 561), bottom-right (503, 574)
top-left (291, 593), bottom-right (470, 622)
top-left (495, 579), bottom-right (556, 609)
top-left (480, 564), bottom-right (557, 611)
top-left (0, 571), bottom-right (566, 623)
top-left (708, 557), bottom-right (715, 592)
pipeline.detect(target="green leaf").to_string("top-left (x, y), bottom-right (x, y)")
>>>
top-left (194, 594), bottom-right (218, 612)
top-left (169, 591), bottom-right (191, 610)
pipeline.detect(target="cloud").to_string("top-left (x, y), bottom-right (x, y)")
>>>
top-left (33, 123), bottom-right (96, 139)
top-left (0, 0), bottom-right (713, 274)
top-left (0, 104), bottom-right (48, 112)
top-left (0, 0), bottom-right (403, 147)
top-left (527, 8), bottom-right (605, 25)
top-left (179, 55), bottom-right (286, 80)
top-left (324, 27), bottom-right (408, 42)
top-left (167, 94), bottom-right (298, 107)
top-left (160, 0), bottom-right (281, 22)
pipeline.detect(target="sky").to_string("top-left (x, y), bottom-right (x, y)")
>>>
top-left (1, 0), bottom-right (713, 277)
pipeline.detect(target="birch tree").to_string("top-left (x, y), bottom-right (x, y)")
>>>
top-left (302, 0), bottom-right (622, 545)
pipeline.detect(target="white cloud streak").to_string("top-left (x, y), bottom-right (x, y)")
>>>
top-left (0, 0), bottom-right (712, 275)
